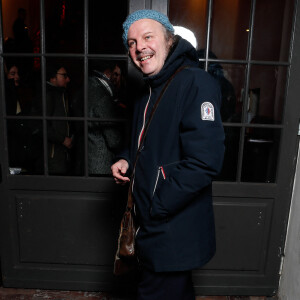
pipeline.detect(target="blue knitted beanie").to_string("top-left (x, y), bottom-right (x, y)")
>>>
top-left (122, 9), bottom-right (174, 49)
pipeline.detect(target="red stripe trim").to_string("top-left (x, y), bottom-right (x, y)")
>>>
top-left (161, 167), bottom-right (166, 179)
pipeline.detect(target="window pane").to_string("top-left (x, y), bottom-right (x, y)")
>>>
top-left (241, 128), bottom-right (281, 183)
top-left (87, 60), bottom-right (129, 176)
top-left (88, 122), bottom-right (127, 176)
top-left (88, 0), bottom-right (128, 54)
top-left (217, 126), bottom-right (240, 181)
top-left (199, 63), bottom-right (246, 123)
top-left (210, 0), bottom-right (251, 60)
top-left (45, 0), bottom-right (84, 53)
top-left (252, 0), bottom-right (295, 61)
top-left (45, 59), bottom-right (83, 176)
top-left (47, 121), bottom-right (84, 176)
top-left (169, 0), bottom-right (208, 51)
top-left (70, 121), bottom-right (84, 176)
top-left (4, 58), bottom-right (42, 117)
top-left (7, 119), bottom-right (44, 175)
top-left (248, 65), bottom-right (287, 124)
top-left (2, 0), bottom-right (40, 54)
top-left (45, 58), bottom-right (84, 112)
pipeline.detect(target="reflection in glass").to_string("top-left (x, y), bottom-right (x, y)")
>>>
top-left (210, 0), bottom-right (251, 60)
top-left (2, 1), bottom-right (40, 86)
top-left (87, 60), bottom-right (129, 175)
top-left (169, 0), bottom-right (208, 51)
top-left (44, 59), bottom-right (83, 176)
top-left (4, 59), bottom-right (42, 117)
top-left (89, 0), bottom-right (127, 54)
top-left (2, 0), bottom-right (40, 54)
top-left (88, 60), bottom-right (128, 109)
top-left (217, 127), bottom-right (240, 181)
top-left (242, 128), bottom-right (280, 183)
top-left (45, 0), bottom-right (84, 53)
top-left (88, 122), bottom-right (127, 176)
top-left (248, 65), bottom-right (287, 124)
top-left (7, 119), bottom-right (44, 175)
top-left (44, 58), bottom-right (84, 115)
top-left (252, 0), bottom-right (295, 61)
top-left (46, 121), bottom-right (84, 176)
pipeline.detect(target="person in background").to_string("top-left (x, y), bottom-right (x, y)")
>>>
top-left (46, 65), bottom-right (72, 175)
top-left (5, 63), bottom-right (21, 115)
top-left (13, 8), bottom-right (33, 53)
top-left (88, 63), bottom-right (125, 175)
top-left (111, 9), bottom-right (225, 300)
top-left (5, 62), bottom-right (42, 174)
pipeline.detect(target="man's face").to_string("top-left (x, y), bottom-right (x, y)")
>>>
top-left (51, 67), bottom-right (70, 88)
top-left (7, 66), bottom-right (20, 86)
top-left (111, 66), bottom-right (121, 89)
top-left (127, 19), bottom-right (172, 76)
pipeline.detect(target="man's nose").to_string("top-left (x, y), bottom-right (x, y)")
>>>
top-left (136, 39), bottom-right (146, 52)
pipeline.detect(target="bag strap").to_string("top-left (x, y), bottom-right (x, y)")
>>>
top-left (127, 65), bottom-right (189, 209)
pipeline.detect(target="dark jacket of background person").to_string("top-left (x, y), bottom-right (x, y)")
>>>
top-left (119, 37), bottom-right (225, 272)
top-left (5, 78), bottom-right (42, 173)
top-left (88, 71), bottom-right (124, 175)
top-left (46, 82), bottom-right (70, 174)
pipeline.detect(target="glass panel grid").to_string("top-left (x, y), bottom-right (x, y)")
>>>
top-left (1, 0), bottom-right (129, 177)
top-left (201, 0), bottom-right (293, 183)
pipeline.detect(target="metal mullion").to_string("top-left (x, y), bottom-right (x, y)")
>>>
top-left (281, 0), bottom-right (298, 128)
top-left (250, 60), bottom-right (289, 66)
top-left (2, 53), bottom-right (39, 57)
top-left (235, 0), bottom-right (257, 182)
top-left (0, 0), bottom-right (10, 178)
top-left (87, 54), bottom-right (127, 59)
top-left (44, 53), bottom-right (85, 58)
top-left (145, 0), bottom-right (151, 10)
top-left (205, 0), bottom-right (213, 72)
top-left (40, 0), bottom-right (48, 176)
top-left (83, 0), bottom-right (89, 177)
top-left (223, 123), bottom-right (284, 129)
top-left (199, 58), bottom-right (289, 66)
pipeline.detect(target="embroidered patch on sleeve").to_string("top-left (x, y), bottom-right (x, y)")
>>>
top-left (201, 102), bottom-right (215, 121)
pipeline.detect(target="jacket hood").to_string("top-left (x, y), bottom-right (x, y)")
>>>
top-left (144, 36), bottom-right (199, 87)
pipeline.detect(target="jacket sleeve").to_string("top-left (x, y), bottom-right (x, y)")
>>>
top-left (46, 93), bottom-right (66, 144)
top-left (150, 72), bottom-right (225, 218)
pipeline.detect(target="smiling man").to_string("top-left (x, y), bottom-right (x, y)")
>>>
top-left (111, 9), bottom-right (225, 300)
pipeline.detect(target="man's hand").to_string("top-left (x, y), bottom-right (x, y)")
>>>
top-left (111, 159), bottom-right (130, 185)
top-left (63, 137), bottom-right (72, 149)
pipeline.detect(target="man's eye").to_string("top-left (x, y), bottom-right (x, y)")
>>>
top-left (145, 35), bottom-right (151, 40)
top-left (128, 41), bottom-right (136, 48)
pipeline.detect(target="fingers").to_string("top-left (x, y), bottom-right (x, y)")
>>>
top-left (114, 177), bottom-right (129, 185)
top-left (111, 160), bottom-right (130, 185)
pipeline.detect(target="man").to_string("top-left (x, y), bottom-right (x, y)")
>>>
top-left (111, 10), bottom-right (225, 300)
top-left (110, 65), bottom-right (122, 90)
top-left (88, 63), bottom-right (124, 174)
top-left (46, 65), bottom-right (72, 175)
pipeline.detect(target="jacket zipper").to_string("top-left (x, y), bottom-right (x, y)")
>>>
top-left (137, 86), bottom-right (151, 148)
top-left (135, 87), bottom-right (152, 241)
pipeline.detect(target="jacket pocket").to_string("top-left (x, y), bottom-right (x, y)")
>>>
top-left (152, 166), bottom-right (166, 197)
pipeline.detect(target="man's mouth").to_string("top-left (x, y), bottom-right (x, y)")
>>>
top-left (140, 55), bottom-right (153, 62)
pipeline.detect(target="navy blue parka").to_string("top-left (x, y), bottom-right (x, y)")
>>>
top-left (120, 36), bottom-right (225, 272)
